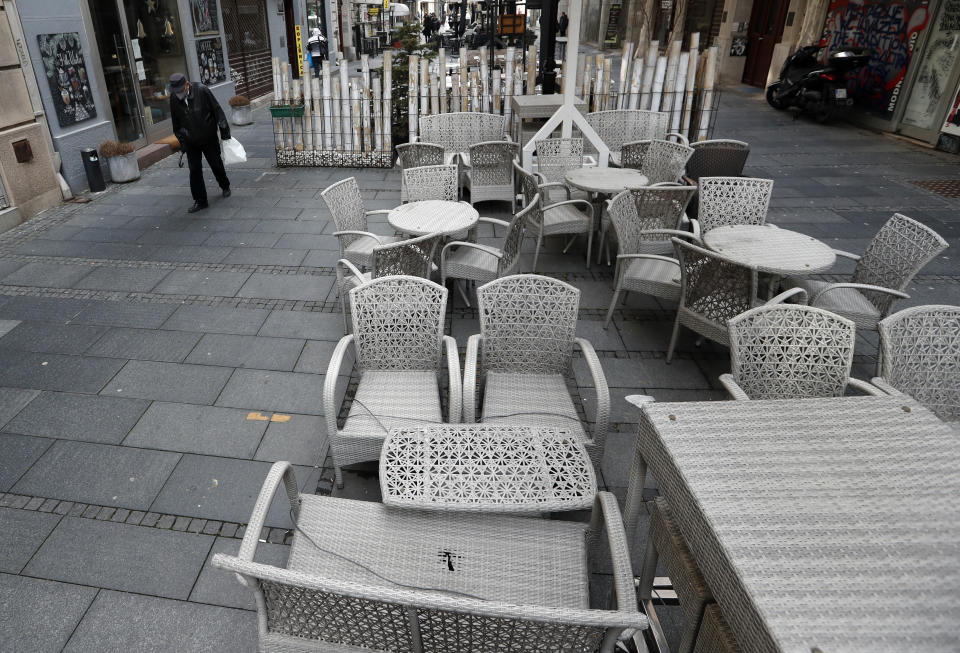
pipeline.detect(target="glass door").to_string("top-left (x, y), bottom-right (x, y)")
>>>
top-left (87, 0), bottom-right (145, 145)
top-left (898, 0), bottom-right (960, 142)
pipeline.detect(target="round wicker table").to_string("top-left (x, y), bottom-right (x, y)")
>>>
top-left (388, 200), bottom-right (480, 237)
top-left (703, 224), bottom-right (836, 275)
top-left (564, 168), bottom-right (650, 195)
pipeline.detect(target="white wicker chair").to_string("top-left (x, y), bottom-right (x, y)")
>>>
top-left (602, 186), bottom-right (698, 327)
top-left (464, 274), bottom-right (610, 470)
top-left (320, 177), bottom-right (401, 269)
top-left (718, 304), bottom-right (884, 400)
top-left (619, 140), bottom-right (651, 170)
top-left (397, 142), bottom-right (444, 203)
top-left (783, 213), bottom-right (948, 333)
top-left (667, 238), bottom-right (807, 362)
top-left (639, 139), bottom-right (695, 185)
top-left (324, 275), bottom-right (460, 488)
top-left (212, 462), bottom-right (646, 653)
top-left (462, 140), bottom-right (519, 207)
top-left (692, 177), bottom-right (774, 235)
top-left (401, 164), bottom-right (459, 202)
top-left (535, 137), bottom-right (589, 202)
top-left (871, 304), bottom-right (960, 423)
top-left (419, 112), bottom-right (507, 164)
top-left (684, 140), bottom-right (750, 220)
top-left (585, 110), bottom-right (669, 167)
top-left (335, 233), bottom-right (444, 333)
top-left (515, 161), bottom-right (594, 271)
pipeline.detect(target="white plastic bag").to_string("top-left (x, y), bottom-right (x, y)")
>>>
top-left (222, 137), bottom-right (247, 165)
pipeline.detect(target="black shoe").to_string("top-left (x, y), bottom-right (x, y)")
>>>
top-left (187, 201), bottom-right (208, 213)
top-left (222, 187), bottom-right (231, 198)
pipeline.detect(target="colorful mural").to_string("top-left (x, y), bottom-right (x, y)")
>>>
top-left (821, 0), bottom-right (931, 119)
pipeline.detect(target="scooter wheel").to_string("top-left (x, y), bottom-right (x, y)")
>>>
top-left (766, 83), bottom-right (788, 110)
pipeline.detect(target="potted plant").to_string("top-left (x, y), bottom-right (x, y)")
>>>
top-left (99, 139), bottom-right (139, 183)
top-left (229, 95), bottom-right (253, 125)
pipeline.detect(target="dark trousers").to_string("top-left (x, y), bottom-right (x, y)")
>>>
top-left (186, 140), bottom-right (229, 204)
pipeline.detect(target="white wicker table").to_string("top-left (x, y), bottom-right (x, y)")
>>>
top-left (623, 396), bottom-right (960, 653)
top-left (380, 425), bottom-right (597, 512)
top-left (388, 200), bottom-right (479, 237)
top-left (564, 168), bottom-right (650, 196)
top-left (702, 224), bottom-right (836, 275)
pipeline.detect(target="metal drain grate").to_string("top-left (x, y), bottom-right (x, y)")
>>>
top-left (911, 179), bottom-right (960, 198)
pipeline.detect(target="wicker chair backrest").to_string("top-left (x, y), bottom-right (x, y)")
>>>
top-left (673, 237), bottom-right (757, 329)
top-left (469, 141), bottom-right (519, 187)
top-left (396, 142), bottom-right (445, 169)
top-left (514, 161), bottom-right (544, 226)
top-left (620, 140), bottom-right (651, 170)
top-left (349, 275), bottom-right (447, 372)
top-left (371, 233), bottom-right (443, 280)
top-left (727, 304), bottom-right (856, 399)
top-left (536, 137), bottom-right (584, 184)
top-left (879, 304), bottom-right (960, 422)
top-left (607, 186), bottom-right (696, 253)
top-left (320, 177), bottom-right (367, 246)
top-left (497, 201), bottom-right (535, 275)
top-left (686, 139), bottom-right (750, 180)
top-left (477, 274), bottom-right (580, 375)
top-left (852, 213), bottom-right (948, 315)
top-left (639, 139), bottom-right (695, 185)
top-left (420, 112), bottom-right (506, 155)
top-left (696, 176), bottom-right (774, 233)
top-left (586, 110), bottom-right (669, 152)
top-left (402, 164), bottom-right (459, 202)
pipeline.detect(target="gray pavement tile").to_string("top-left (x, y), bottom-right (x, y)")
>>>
top-left (573, 356), bottom-right (711, 390)
top-left (136, 229), bottom-right (212, 246)
top-left (273, 233), bottom-right (339, 250)
top-left (0, 507), bottom-right (62, 573)
top-left (24, 517), bottom-right (212, 600)
top-left (163, 304), bottom-right (270, 335)
top-left (182, 218), bottom-right (262, 233)
top-left (614, 318), bottom-right (673, 352)
top-left (576, 318), bottom-right (625, 352)
top-left (86, 327), bottom-right (202, 362)
top-left (152, 270), bottom-right (252, 296)
top-left (185, 333), bottom-right (305, 371)
top-left (37, 226), bottom-right (84, 240)
top-left (258, 310), bottom-right (342, 339)
top-left (71, 300), bottom-right (179, 328)
top-left (0, 319), bottom-right (18, 338)
top-left (189, 536), bottom-right (289, 610)
top-left (68, 226), bottom-right (147, 243)
top-left (0, 433), bottom-right (52, 491)
top-left (0, 387), bottom-right (40, 428)
top-left (236, 272), bottom-right (334, 301)
top-left (63, 589), bottom-right (257, 652)
top-left (646, 388), bottom-right (730, 402)
top-left (301, 249), bottom-right (340, 267)
top-left (600, 429), bottom-right (639, 489)
top-left (0, 350), bottom-right (125, 393)
top-left (142, 244), bottom-right (233, 263)
top-left (13, 440), bottom-right (180, 509)
top-left (124, 402), bottom-right (268, 458)
top-left (64, 213), bottom-right (134, 228)
top-left (8, 238), bottom-right (88, 257)
top-left (102, 360), bottom-right (233, 404)
top-left (235, 206), bottom-right (302, 219)
top-left (215, 369), bottom-right (326, 415)
top-left (201, 231), bottom-right (281, 247)
top-left (252, 220), bottom-right (328, 234)
top-left (293, 339), bottom-right (340, 374)
top-left (0, 321), bottom-right (108, 355)
top-left (222, 247), bottom-right (308, 265)
top-left (254, 414), bottom-right (328, 466)
top-left (0, 296), bottom-right (89, 323)
top-left (0, 573), bottom-right (97, 653)
top-left (0, 260), bottom-right (25, 278)
top-left (0, 262), bottom-right (93, 288)
top-left (4, 391), bottom-right (149, 443)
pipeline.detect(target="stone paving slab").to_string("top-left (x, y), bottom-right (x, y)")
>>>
top-left (0, 350), bottom-right (125, 393)
top-left (0, 322), bottom-right (109, 355)
top-left (0, 573), bottom-right (98, 653)
top-left (222, 247), bottom-right (309, 266)
top-left (73, 267), bottom-right (171, 293)
top-left (185, 333), bottom-right (306, 371)
top-left (123, 402), bottom-right (269, 458)
top-left (215, 368), bottom-right (328, 415)
top-left (236, 271), bottom-right (334, 301)
top-left (292, 339), bottom-right (341, 374)
top-left (85, 327), bottom-right (203, 362)
top-left (152, 270), bottom-right (253, 296)
top-left (0, 387), bottom-right (40, 427)
top-left (0, 262), bottom-right (94, 288)
top-left (0, 507), bottom-right (61, 573)
top-left (0, 433), bottom-right (53, 491)
top-left (254, 414), bottom-right (329, 466)
top-left (70, 300), bottom-right (179, 329)
top-left (3, 391), bottom-right (150, 444)
top-left (102, 360), bottom-right (233, 405)
top-left (0, 296), bottom-right (90, 323)
top-left (257, 310), bottom-right (342, 340)
top-left (23, 517), bottom-right (212, 599)
top-left (163, 304), bottom-right (271, 335)
top-left (189, 536), bottom-right (289, 610)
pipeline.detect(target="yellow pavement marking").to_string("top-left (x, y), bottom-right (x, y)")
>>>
top-left (247, 412), bottom-right (269, 421)
top-left (270, 414), bottom-right (291, 422)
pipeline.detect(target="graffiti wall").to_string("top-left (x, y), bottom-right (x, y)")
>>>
top-left (821, 0), bottom-right (931, 119)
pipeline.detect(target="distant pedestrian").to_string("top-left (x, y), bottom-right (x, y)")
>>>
top-left (558, 12), bottom-right (569, 36)
top-left (169, 73), bottom-right (231, 213)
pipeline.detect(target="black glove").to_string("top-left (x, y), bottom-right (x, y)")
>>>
top-left (220, 127), bottom-right (231, 141)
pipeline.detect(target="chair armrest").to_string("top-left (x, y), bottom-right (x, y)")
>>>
top-left (478, 216), bottom-right (510, 228)
top-left (638, 228), bottom-right (703, 244)
top-left (443, 335), bottom-right (462, 423)
top-left (332, 230), bottom-right (384, 245)
top-left (364, 209), bottom-right (393, 217)
top-left (688, 218), bottom-right (701, 238)
top-left (681, 175), bottom-right (697, 186)
top-left (765, 287), bottom-right (808, 305)
top-left (589, 492), bottom-right (642, 624)
top-left (235, 461), bottom-right (300, 586)
top-left (832, 249), bottom-right (861, 261)
top-left (335, 258), bottom-right (364, 282)
top-left (666, 132), bottom-right (690, 146)
top-left (463, 334), bottom-right (481, 422)
top-left (616, 253), bottom-right (680, 266)
top-left (870, 376), bottom-right (906, 396)
top-left (847, 377), bottom-right (887, 396)
top-left (543, 199), bottom-right (595, 219)
top-left (441, 242), bottom-right (503, 274)
top-left (538, 181), bottom-right (572, 201)
top-left (811, 283), bottom-right (909, 307)
top-left (323, 335), bottom-right (355, 437)
top-left (719, 373), bottom-right (751, 400)
top-left (575, 337), bottom-right (609, 452)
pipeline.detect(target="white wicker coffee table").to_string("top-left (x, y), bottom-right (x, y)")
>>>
top-left (380, 425), bottom-right (597, 512)
top-left (564, 168), bottom-right (650, 196)
top-left (702, 224), bottom-right (836, 275)
top-left (623, 396), bottom-right (960, 653)
top-left (388, 200), bottom-right (479, 237)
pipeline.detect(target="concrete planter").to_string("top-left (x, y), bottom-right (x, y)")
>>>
top-left (231, 105), bottom-right (253, 126)
top-left (106, 151), bottom-right (140, 183)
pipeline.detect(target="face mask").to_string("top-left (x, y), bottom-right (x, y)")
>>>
top-left (175, 88), bottom-right (188, 100)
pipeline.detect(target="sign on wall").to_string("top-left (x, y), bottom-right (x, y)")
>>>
top-left (191, 0), bottom-right (221, 36)
top-left (196, 37), bottom-right (227, 85)
top-left (36, 32), bottom-right (97, 127)
top-left (942, 84), bottom-right (960, 136)
top-left (604, 1), bottom-right (622, 46)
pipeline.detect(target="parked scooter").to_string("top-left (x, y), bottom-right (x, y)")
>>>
top-left (766, 41), bottom-right (869, 122)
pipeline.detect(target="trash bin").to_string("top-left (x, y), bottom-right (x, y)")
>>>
top-left (81, 148), bottom-right (106, 192)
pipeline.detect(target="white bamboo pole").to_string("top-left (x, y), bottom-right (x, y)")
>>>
top-left (322, 61), bottom-right (333, 149)
top-left (492, 64), bottom-right (502, 114)
top-left (575, 52), bottom-right (585, 97)
top-left (361, 75), bottom-right (372, 153)
top-left (350, 82), bottom-right (362, 152)
top-left (372, 79), bottom-right (383, 153)
top-left (339, 65), bottom-right (350, 150)
top-left (470, 70), bottom-right (480, 111)
top-left (272, 58), bottom-right (281, 103)
top-left (628, 54), bottom-right (643, 110)
top-left (438, 48), bottom-right (447, 112)
top-left (408, 54), bottom-right (419, 142)
top-left (361, 54), bottom-right (371, 98)
top-left (419, 56), bottom-right (429, 119)
top-left (602, 57), bottom-right (612, 111)
top-left (382, 51), bottom-right (392, 153)
top-left (617, 42), bottom-right (633, 110)
top-left (662, 40), bottom-right (681, 115)
top-left (430, 68), bottom-right (439, 114)
top-left (459, 47), bottom-right (468, 111)
top-left (696, 46), bottom-right (719, 141)
top-left (681, 32), bottom-right (700, 139)
top-left (311, 77), bottom-right (322, 153)
top-left (280, 59), bottom-right (290, 150)
top-left (650, 55), bottom-right (667, 113)
top-left (302, 55), bottom-right (313, 152)
top-left (641, 41), bottom-right (658, 110)
top-left (331, 76), bottom-right (341, 149)
top-left (526, 45), bottom-right (536, 94)
top-left (583, 57), bottom-right (593, 110)
top-left (504, 47), bottom-right (515, 123)
top-left (479, 46), bottom-right (489, 112)
top-left (671, 52), bottom-right (688, 132)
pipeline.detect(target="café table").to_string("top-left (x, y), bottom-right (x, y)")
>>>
top-left (387, 200), bottom-right (479, 237)
top-left (380, 424), bottom-right (596, 513)
top-left (702, 223), bottom-right (836, 276)
top-left (564, 167), bottom-right (650, 197)
top-left (623, 395), bottom-right (960, 653)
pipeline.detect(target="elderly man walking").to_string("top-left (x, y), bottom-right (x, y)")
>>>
top-left (169, 73), bottom-right (231, 213)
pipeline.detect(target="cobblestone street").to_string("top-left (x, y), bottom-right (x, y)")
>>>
top-left (1, 87), bottom-right (958, 651)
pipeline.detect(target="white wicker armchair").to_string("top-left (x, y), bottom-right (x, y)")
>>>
top-left (872, 304), bottom-right (960, 423)
top-left (718, 304), bottom-right (884, 400)
top-left (335, 233), bottom-right (444, 333)
top-left (783, 213), bottom-right (948, 333)
top-left (419, 112), bottom-right (507, 164)
top-left (324, 276), bottom-right (460, 488)
top-left (212, 462), bottom-right (647, 653)
top-left (639, 139), bottom-right (695, 185)
top-left (320, 177), bottom-right (401, 269)
top-left (402, 164), bottom-right (459, 203)
top-left (397, 142), bottom-right (445, 203)
top-left (462, 140), bottom-right (519, 207)
top-left (683, 139), bottom-right (750, 221)
top-left (692, 176), bottom-right (774, 235)
top-left (585, 110), bottom-right (669, 167)
top-left (464, 274), bottom-right (610, 470)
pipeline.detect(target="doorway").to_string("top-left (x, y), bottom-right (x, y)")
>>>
top-left (87, 0), bottom-right (145, 145)
top-left (222, 0), bottom-right (274, 99)
top-left (741, 0), bottom-right (789, 87)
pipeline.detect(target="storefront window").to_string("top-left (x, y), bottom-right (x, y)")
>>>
top-left (122, 0), bottom-right (188, 127)
top-left (901, 0), bottom-right (960, 131)
top-left (88, 0), bottom-right (144, 142)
